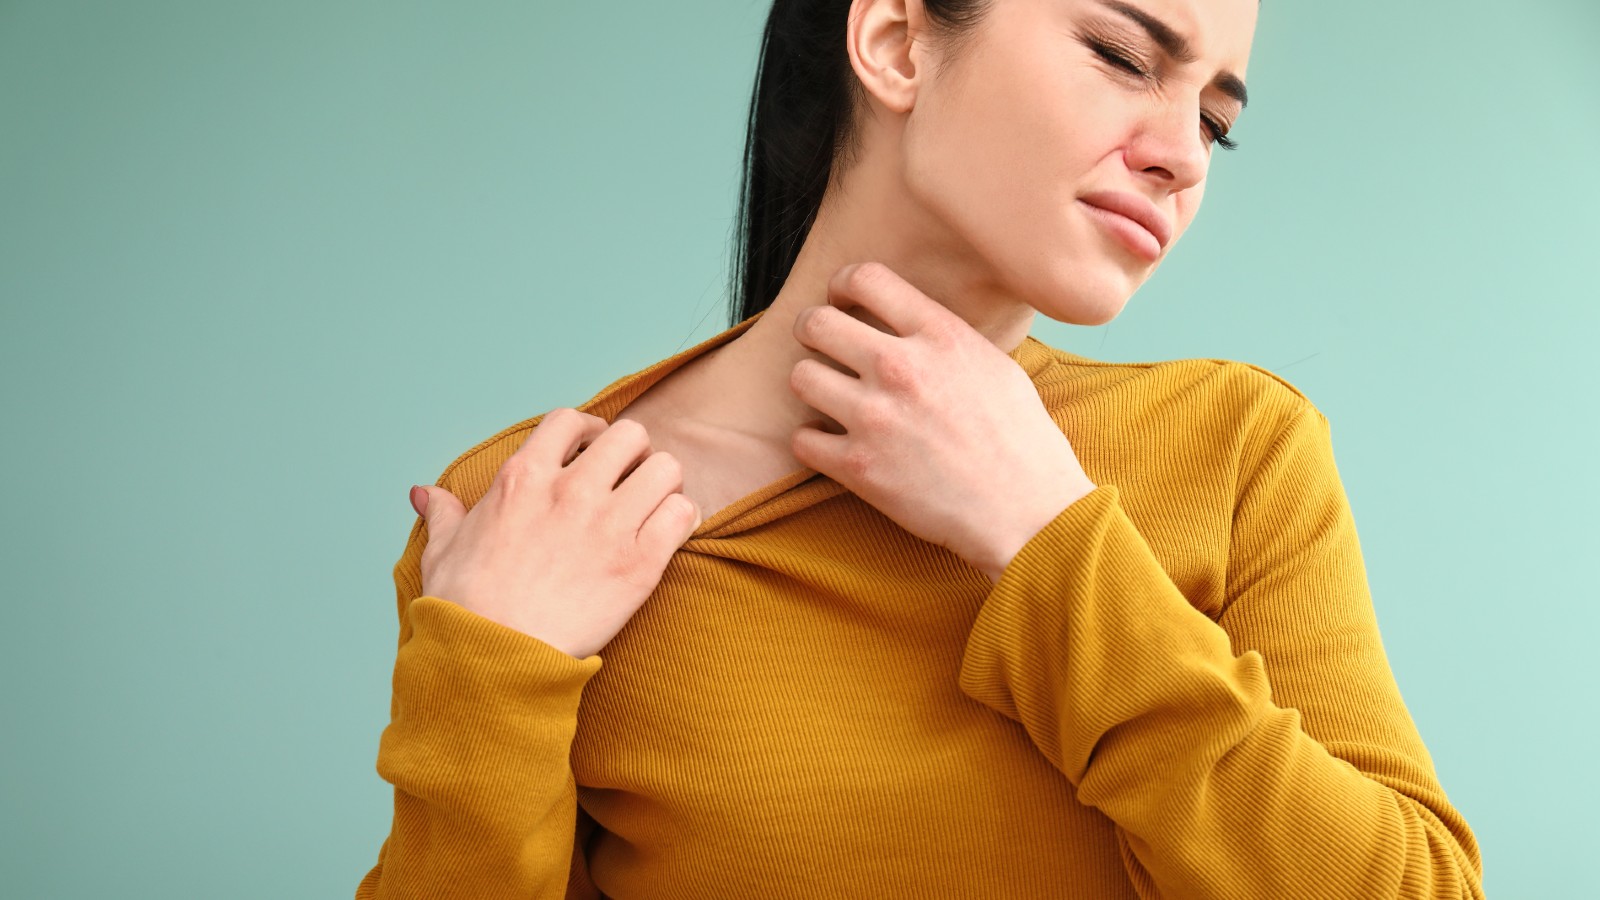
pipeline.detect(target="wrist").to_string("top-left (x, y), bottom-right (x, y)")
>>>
top-left (975, 479), bottom-right (1097, 585)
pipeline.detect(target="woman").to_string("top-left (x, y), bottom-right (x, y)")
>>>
top-left (358, 0), bottom-right (1485, 897)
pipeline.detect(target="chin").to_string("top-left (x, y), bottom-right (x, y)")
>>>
top-left (1028, 259), bottom-right (1143, 327)
top-left (1027, 291), bottom-right (1129, 327)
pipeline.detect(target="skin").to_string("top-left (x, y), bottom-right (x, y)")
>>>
top-left (615, 0), bottom-right (1258, 578)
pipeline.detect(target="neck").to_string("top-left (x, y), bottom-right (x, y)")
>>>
top-left (665, 157), bottom-right (1038, 452)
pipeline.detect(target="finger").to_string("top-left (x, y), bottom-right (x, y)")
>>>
top-left (612, 450), bottom-right (687, 527)
top-left (788, 356), bottom-right (865, 431)
top-left (566, 417), bottom-right (653, 488)
top-left (827, 261), bottom-right (958, 342)
top-left (792, 304), bottom-right (892, 380)
top-left (516, 407), bottom-right (610, 469)
top-left (414, 483), bottom-right (466, 543)
top-left (638, 492), bottom-right (701, 554)
top-left (790, 420), bottom-right (850, 478)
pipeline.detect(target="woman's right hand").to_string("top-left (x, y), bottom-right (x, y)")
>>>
top-left (407, 407), bottom-right (702, 659)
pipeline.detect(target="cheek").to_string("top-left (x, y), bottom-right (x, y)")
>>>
top-left (899, 91), bottom-right (1021, 269)
top-left (902, 57), bottom-right (1099, 264)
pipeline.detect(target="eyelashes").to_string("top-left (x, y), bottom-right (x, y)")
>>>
top-left (1088, 40), bottom-right (1240, 152)
top-left (1206, 118), bottom-right (1238, 151)
top-left (1089, 41), bottom-right (1150, 78)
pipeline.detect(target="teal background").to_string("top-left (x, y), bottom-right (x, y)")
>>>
top-left (2, 0), bottom-right (1594, 896)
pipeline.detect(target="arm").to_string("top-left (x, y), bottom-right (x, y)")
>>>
top-left (355, 471), bottom-right (605, 900)
top-left (957, 401), bottom-right (1484, 899)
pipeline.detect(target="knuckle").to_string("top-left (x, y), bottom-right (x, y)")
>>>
top-left (609, 417), bottom-right (650, 445)
top-left (549, 470), bottom-right (596, 505)
top-left (874, 351), bottom-right (918, 392)
top-left (849, 261), bottom-right (889, 292)
top-left (665, 494), bottom-right (693, 526)
top-left (501, 451), bottom-right (536, 476)
top-left (788, 358), bottom-right (815, 393)
top-left (495, 456), bottom-right (536, 492)
top-left (800, 305), bottom-right (835, 340)
top-left (651, 450), bottom-right (683, 483)
top-left (856, 397), bottom-right (896, 434)
top-left (842, 445), bottom-right (874, 480)
top-left (591, 504), bottom-right (629, 542)
top-left (665, 492), bottom-right (695, 521)
top-left (925, 315), bottom-right (961, 346)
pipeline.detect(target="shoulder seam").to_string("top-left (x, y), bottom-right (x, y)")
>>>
top-left (1033, 342), bottom-right (1302, 389)
top-left (1218, 359), bottom-right (1315, 405)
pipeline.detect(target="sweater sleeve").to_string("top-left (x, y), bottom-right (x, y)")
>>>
top-left (956, 402), bottom-right (1484, 899)
top-left (355, 485), bottom-right (606, 900)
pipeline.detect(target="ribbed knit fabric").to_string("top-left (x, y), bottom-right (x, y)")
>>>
top-left (356, 309), bottom-right (1484, 899)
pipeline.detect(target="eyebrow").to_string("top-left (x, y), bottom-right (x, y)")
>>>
top-left (1096, 0), bottom-right (1249, 110)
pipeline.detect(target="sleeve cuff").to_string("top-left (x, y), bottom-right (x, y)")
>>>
top-left (396, 595), bottom-right (605, 720)
top-left (957, 482), bottom-right (1267, 789)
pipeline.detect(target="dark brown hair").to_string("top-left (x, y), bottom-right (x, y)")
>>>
top-left (728, 0), bottom-right (995, 327)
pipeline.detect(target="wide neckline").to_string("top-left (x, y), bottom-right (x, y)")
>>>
top-left (569, 308), bottom-right (1059, 539)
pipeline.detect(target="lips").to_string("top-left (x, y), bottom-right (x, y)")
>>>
top-left (1078, 190), bottom-right (1173, 252)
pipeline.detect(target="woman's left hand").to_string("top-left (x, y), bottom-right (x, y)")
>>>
top-left (788, 261), bottom-right (1098, 583)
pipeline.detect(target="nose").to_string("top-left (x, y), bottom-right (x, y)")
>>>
top-left (1124, 100), bottom-right (1210, 193)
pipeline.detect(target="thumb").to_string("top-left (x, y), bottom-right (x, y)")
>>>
top-left (410, 484), bottom-right (465, 540)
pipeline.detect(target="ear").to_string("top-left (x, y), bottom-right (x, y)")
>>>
top-left (845, 0), bottom-right (927, 116)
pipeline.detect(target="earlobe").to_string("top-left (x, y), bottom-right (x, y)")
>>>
top-left (846, 0), bottom-right (921, 114)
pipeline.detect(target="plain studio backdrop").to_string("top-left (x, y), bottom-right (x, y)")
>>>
top-left (1, 1), bottom-right (1595, 896)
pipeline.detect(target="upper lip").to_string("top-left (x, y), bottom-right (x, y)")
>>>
top-left (1079, 191), bottom-right (1173, 251)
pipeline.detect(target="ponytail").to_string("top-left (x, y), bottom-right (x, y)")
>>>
top-left (728, 0), bottom-right (994, 327)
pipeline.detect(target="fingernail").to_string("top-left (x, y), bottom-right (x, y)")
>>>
top-left (409, 485), bottom-right (427, 516)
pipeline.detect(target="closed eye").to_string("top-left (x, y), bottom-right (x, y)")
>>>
top-left (1203, 115), bottom-right (1238, 151)
top-left (1091, 42), bottom-right (1149, 77)
top-left (1091, 41), bottom-right (1239, 151)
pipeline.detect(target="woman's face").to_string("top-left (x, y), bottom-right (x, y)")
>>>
top-left (897, 0), bottom-right (1257, 325)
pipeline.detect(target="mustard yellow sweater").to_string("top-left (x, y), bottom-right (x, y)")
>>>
top-left (356, 310), bottom-right (1484, 899)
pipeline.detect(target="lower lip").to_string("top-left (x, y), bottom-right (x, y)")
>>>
top-left (1079, 201), bottom-right (1162, 262)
